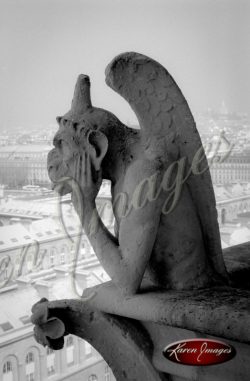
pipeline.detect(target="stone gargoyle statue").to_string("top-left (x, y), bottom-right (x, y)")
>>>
top-left (31, 52), bottom-right (244, 381)
top-left (47, 51), bottom-right (228, 293)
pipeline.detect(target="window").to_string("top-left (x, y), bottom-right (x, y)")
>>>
top-left (46, 347), bottom-right (53, 355)
top-left (50, 250), bottom-right (55, 266)
top-left (0, 322), bottom-right (13, 332)
top-left (66, 336), bottom-right (74, 366)
top-left (25, 352), bottom-right (34, 364)
top-left (60, 247), bottom-right (65, 264)
top-left (66, 336), bottom-right (73, 347)
top-left (47, 347), bottom-right (55, 376)
top-left (104, 365), bottom-right (111, 381)
top-left (3, 361), bottom-right (13, 381)
top-left (26, 255), bottom-right (33, 272)
top-left (25, 352), bottom-right (35, 381)
top-left (26, 374), bottom-right (34, 381)
top-left (85, 341), bottom-right (92, 356)
top-left (20, 315), bottom-right (31, 325)
top-left (88, 375), bottom-right (98, 381)
top-left (3, 361), bottom-right (12, 373)
top-left (10, 238), bottom-right (18, 243)
top-left (60, 251), bottom-right (65, 264)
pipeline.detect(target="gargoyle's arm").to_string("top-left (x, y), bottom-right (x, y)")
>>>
top-left (81, 196), bottom-right (162, 296)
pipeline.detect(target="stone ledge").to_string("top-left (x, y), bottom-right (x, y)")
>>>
top-left (82, 243), bottom-right (250, 345)
top-left (83, 283), bottom-right (250, 344)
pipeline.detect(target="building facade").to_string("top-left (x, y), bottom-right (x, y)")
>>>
top-left (209, 151), bottom-right (250, 185)
top-left (0, 186), bottom-right (116, 381)
top-left (0, 308), bottom-right (114, 381)
top-left (0, 145), bottom-right (51, 187)
top-left (0, 225), bottom-right (115, 381)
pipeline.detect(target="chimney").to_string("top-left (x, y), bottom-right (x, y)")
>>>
top-left (34, 280), bottom-right (53, 299)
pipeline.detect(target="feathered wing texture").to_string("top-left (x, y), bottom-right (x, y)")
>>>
top-left (105, 52), bottom-right (228, 281)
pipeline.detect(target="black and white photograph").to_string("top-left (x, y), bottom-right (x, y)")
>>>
top-left (0, 1), bottom-right (250, 380)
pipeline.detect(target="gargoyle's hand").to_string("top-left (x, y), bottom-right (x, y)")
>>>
top-left (31, 298), bottom-right (65, 350)
top-left (71, 152), bottom-right (102, 218)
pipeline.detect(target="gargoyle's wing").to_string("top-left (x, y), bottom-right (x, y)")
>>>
top-left (105, 52), bottom-right (228, 281)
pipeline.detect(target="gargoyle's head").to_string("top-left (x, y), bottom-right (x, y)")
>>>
top-left (47, 117), bottom-right (108, 195)
top-left (47, 74), bottom-right (123, 195)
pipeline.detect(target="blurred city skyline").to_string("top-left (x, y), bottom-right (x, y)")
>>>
top-left (0, 0), bottom-right (250, 129)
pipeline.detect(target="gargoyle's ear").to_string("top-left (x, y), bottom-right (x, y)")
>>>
top-left (87, 130), bottom-right (108, 171)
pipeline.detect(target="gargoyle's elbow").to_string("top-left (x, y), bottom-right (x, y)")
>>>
top-left (119, 287), bottom-right (138, 298)
top-left (112, 265), bottom-right (142, 297)
top-left (115, 279), bottom-right (140, 297)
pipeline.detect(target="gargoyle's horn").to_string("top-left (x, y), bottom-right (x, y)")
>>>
top-left (63, 74), bottom-right (92, 122)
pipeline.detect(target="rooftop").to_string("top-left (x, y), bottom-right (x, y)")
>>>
top-left (0, 260), bottom-right (108, 336)
top-left (214, 183), bottom-right (250, 202)
top-left (0, 144), bottom-right (52, 153)
top-left (0, 223), bottom-right (34, 250)
top-left (0, 215), bottom-right (81, 251)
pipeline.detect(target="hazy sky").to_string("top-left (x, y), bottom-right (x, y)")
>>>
top-left (0, 0), bottom-right (250, 128)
